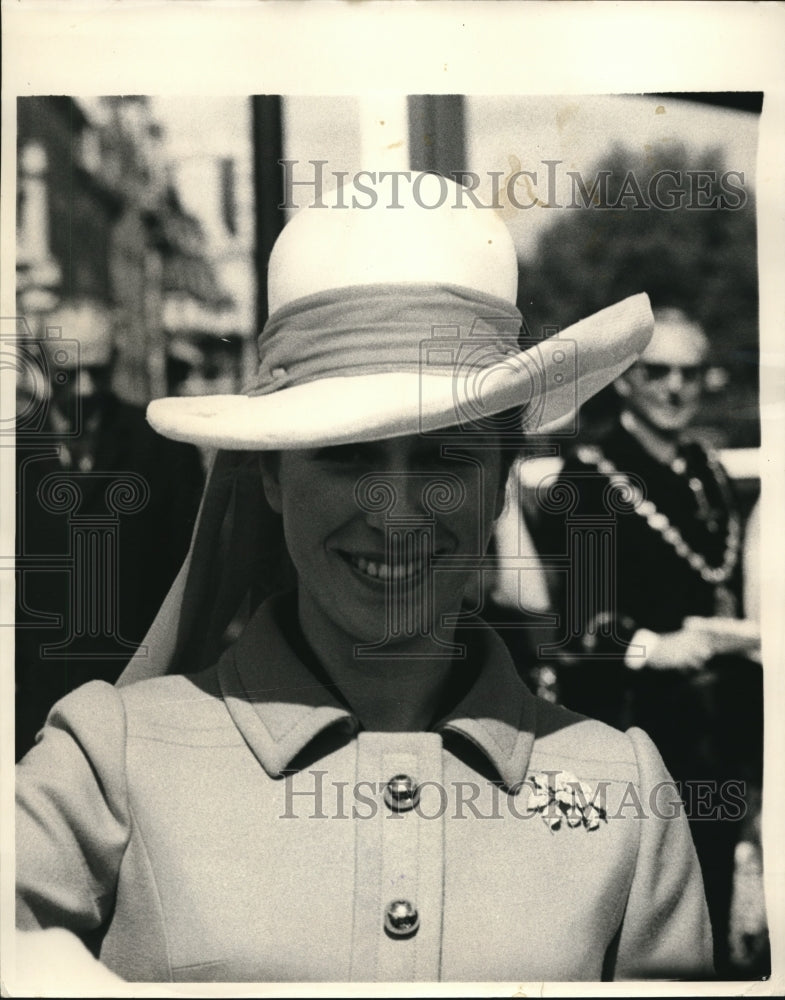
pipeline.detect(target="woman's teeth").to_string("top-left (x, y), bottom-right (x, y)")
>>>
top-left (350, 555), bottom-right (421, 581)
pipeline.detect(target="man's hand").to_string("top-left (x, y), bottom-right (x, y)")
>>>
top-left (643, 629), bottom-right (714, 671)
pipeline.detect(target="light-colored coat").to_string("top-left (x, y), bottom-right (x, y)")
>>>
top-left (17, 598), bottom-right (713, 983)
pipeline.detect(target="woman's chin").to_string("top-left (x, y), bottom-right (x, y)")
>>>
top-left (301, 553), bottom-right (463, 651)
top-left (312, 594), bottom-right (447, 651)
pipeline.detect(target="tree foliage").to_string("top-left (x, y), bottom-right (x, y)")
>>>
top-left (518, 142), bottom-right (759, 447)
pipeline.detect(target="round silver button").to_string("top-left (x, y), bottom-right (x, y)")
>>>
top-left (383, 774), bottom-right (420, 812)
top-left (384, 899), bottom-right (420, 938)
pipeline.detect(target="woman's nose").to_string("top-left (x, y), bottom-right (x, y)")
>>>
top-left (359, 471), bottom-right (428, 530)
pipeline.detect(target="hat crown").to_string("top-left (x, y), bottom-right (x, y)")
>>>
top-left (268, 172), bottom-right (519, 314)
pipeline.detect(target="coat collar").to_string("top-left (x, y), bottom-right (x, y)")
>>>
top-left (436, 623), bottom-right (537, 789)
top-left (218, 595), bottom-right (538, 789)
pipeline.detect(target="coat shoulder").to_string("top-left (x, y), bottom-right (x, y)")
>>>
top-left (531, 696), bottom-right (643, 784)
top-left (116, 666), bottom-right (231, 744)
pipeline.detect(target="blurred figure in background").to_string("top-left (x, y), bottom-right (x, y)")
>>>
top-left (529, 308), bottom-right (765, 977)
top-left (15, 322), bottom-right (205, 760)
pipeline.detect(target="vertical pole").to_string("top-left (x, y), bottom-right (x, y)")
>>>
top-left (251, 96), bottom-right (285, 338)
top-left (407, 95), bottom-right (466, 177)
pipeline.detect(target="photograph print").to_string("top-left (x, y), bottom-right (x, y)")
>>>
top-left (10, 89), bottom-right (771, 987)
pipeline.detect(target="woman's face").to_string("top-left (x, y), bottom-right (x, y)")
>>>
top-left (261, 432), bottom-right (506, 645)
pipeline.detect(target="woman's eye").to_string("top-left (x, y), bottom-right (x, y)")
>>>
top-left (420, 447), bottom-right (464, 470)
top-left (314, 444), bottom-right (370, 466)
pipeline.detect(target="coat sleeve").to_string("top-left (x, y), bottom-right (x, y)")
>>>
top-left (608, 726), bottom-right (714, 979)
top-left (16, 681), bottom-right (131, 936)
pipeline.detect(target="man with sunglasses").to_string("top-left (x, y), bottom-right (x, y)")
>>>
top-left (530, 307), bottom-right (763, 976)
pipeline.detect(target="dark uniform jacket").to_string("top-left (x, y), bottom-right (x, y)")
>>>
top-left (529, 421), bottom-right (752, 778)
top-left (528, 422), bottom-right (762, 971)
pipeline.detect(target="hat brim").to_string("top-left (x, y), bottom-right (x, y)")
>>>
top-left (147, 293), bottom-right (653, 449)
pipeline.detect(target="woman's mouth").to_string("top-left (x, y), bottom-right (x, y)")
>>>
top-left (346, 553), bottom-right (424, 583)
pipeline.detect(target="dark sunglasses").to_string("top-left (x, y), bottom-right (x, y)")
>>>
top-left (636, 362), bottom-right (706, 384)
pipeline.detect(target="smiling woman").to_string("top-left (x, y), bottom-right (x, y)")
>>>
top-left (16, 173), bottom-right (714, 985)
top-left (258, 431), bottom-right (509, 732)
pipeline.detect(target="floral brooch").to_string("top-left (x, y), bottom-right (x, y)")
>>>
top-left (524, 770), bottom-right (606, 831)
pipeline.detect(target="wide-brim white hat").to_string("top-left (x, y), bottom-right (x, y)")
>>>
top-left (147, 173), bottom-right (653, 449)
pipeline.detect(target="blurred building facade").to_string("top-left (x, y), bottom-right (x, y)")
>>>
top-left (16, 95), bottom-right (230, 405)
top-left (151, 97), bottom-right (257, 395)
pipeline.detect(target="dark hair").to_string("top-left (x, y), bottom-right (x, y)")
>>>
top-left (443, 405), bottom-right (526, 490)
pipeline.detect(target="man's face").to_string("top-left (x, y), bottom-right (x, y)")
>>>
top-left (45, 328), bottom-right (114, 419)
top-left (616, 317), bottom-right (709, 434)
top-left (260, 432), bottom-right (505, 646)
